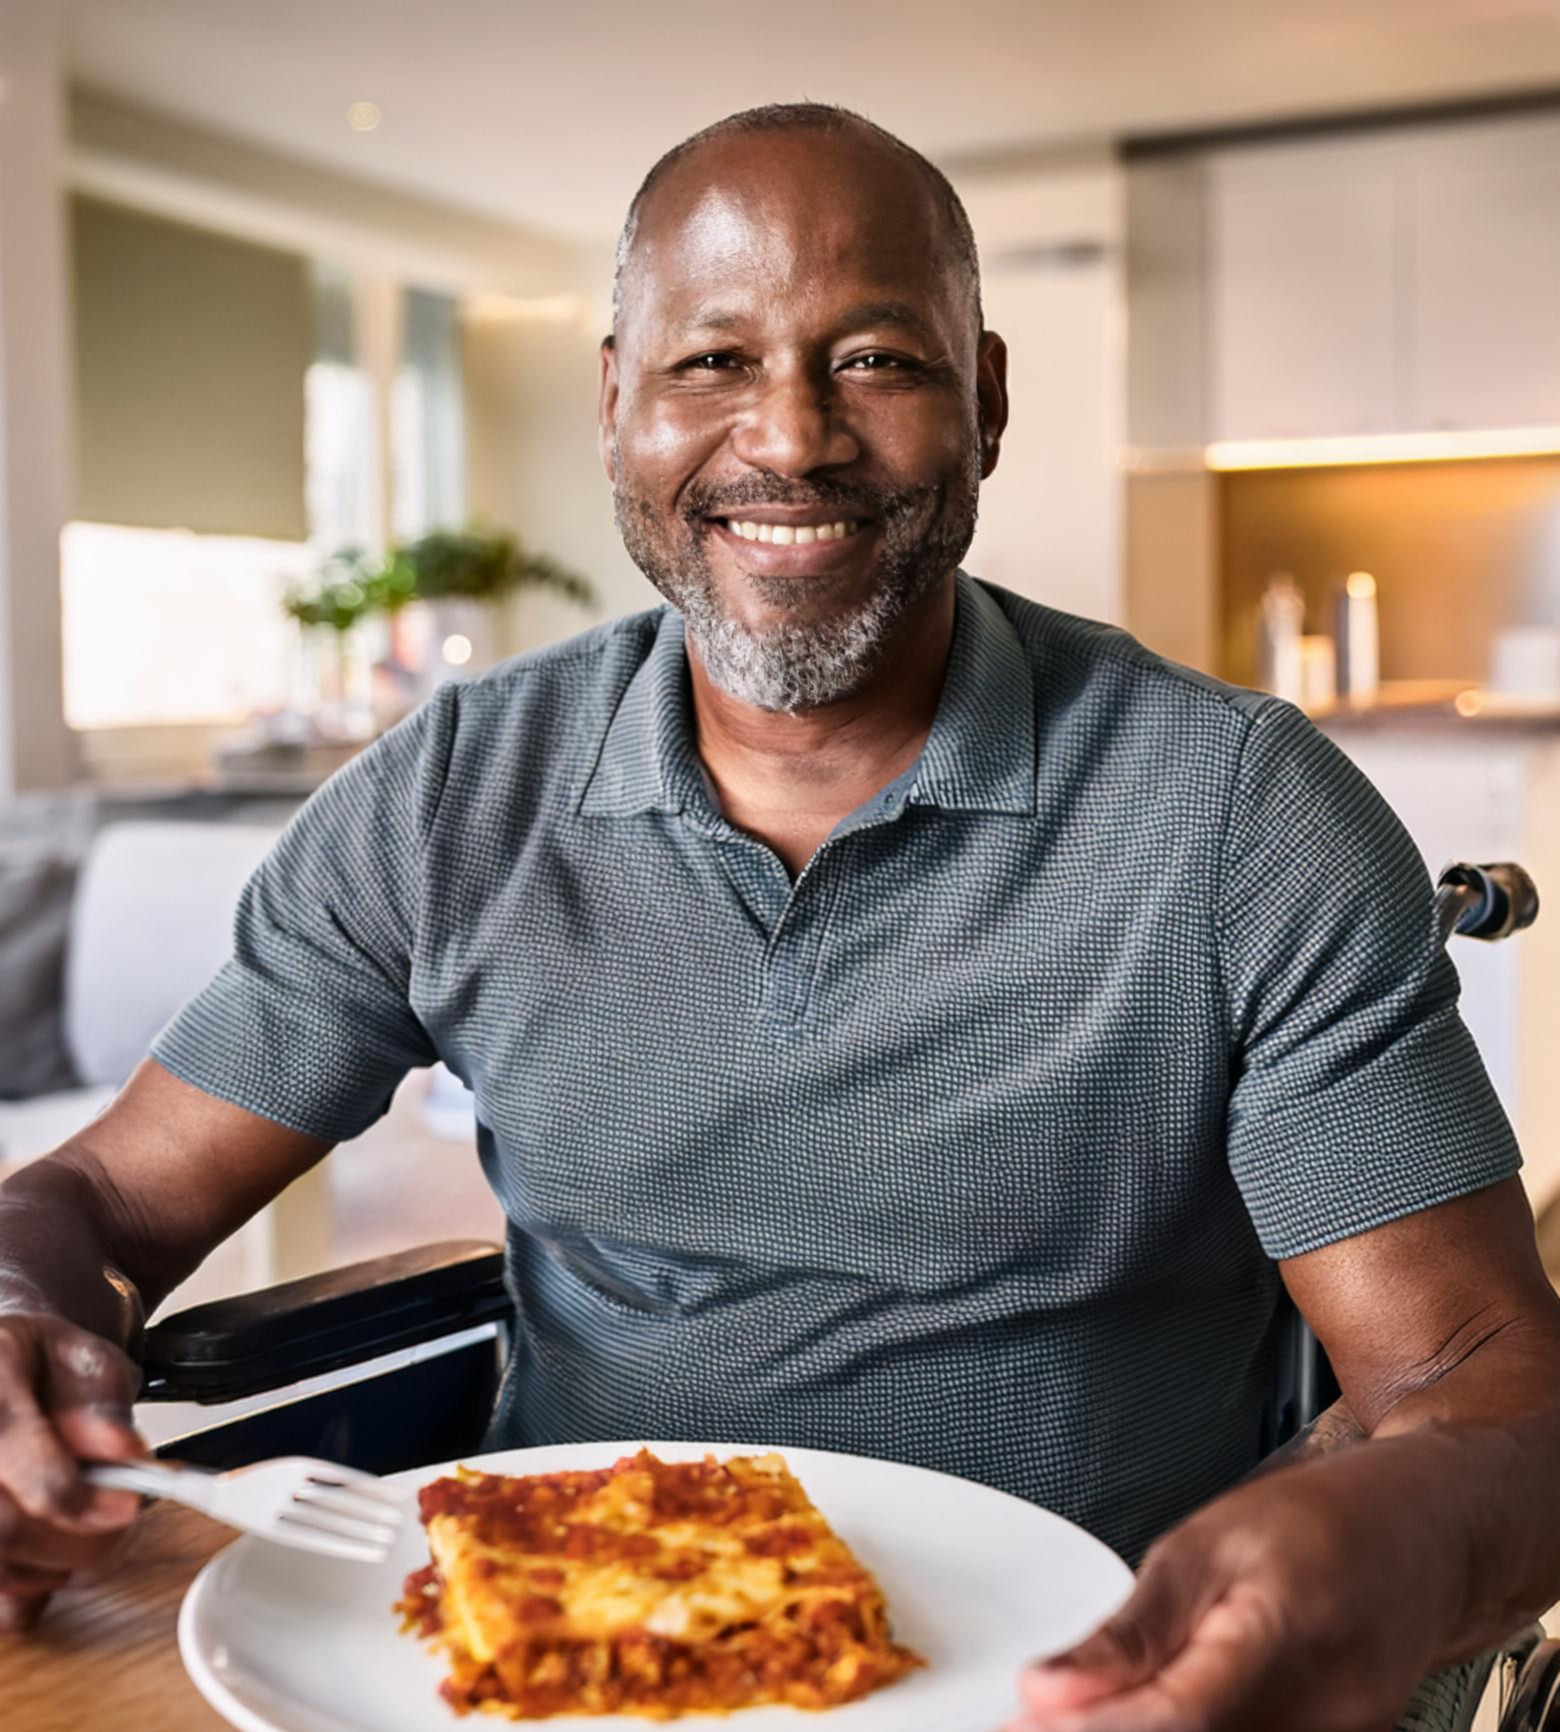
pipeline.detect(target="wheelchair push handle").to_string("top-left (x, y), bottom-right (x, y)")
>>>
top-left (1435, 861), bottom-right (1539, 948)
top-left (1499, 1634), bottom-right (1560, 1731)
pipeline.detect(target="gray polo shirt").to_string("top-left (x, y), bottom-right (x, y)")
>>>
top-left (153, 571), bottom-right (1519, 1562)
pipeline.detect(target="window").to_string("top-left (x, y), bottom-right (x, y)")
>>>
top-left (394, 287), bottom-right (465, 541)
top-left (61, 238), bottom-right (469, 742)
top-left (61, 522), bottom-right (314, 730)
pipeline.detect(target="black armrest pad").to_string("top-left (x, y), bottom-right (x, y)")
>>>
top-left (141, 1239), bottom-right (509, 1403)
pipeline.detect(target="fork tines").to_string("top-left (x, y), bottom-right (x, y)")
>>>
top-left (275, 1469), bottom-right (405, 1558)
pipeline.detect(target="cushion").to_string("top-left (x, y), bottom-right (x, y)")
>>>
top-left (0, 847), bottom-right (80, 1098)
top-left (64, 821), bottom-right (280, 1088)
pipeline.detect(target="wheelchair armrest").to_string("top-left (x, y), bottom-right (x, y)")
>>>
top-left (141, 1239), bottom-right (509, 1403)
top-left (1501, 1637), bottom-right (1560, 1732)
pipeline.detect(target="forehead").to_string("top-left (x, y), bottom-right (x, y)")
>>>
top-left (620, 131), bottom-right (966, 339)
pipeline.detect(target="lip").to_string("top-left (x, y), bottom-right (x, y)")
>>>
top-left (706, 505), bottom-right (867, 527)
top-left (705, 517), bottom-right (876, 575)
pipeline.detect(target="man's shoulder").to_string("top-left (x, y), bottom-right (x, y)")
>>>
top-left (366, 606), bottom-right (668, 822)
top-left (439, 606), bottom-right (664, 746)
top-left (467, 604), bottom-right (667, 702)
top-left (977, 576), bottom-right (1268, 733)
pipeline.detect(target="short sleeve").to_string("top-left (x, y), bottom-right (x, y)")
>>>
top-left (1220, 699), bottom-right (1521, 1260)
top-left (151, 685), bottom-right (460, 1142)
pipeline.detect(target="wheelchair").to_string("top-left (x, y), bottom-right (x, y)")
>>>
top-left (133, 861), bottom-right (1555, 1732)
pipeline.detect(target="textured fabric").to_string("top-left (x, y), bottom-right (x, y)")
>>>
top-left (153, 572), bottom-right (1520, 1563)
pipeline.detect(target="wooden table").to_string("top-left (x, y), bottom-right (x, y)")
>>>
top-left (0, 1504), bottom-right (230, 1730)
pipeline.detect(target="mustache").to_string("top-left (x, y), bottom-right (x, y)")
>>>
top-left (681, 474), bottom-right (926, 524)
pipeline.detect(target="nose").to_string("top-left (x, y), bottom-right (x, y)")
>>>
top-left (730, 365), bottom-right (859, 477)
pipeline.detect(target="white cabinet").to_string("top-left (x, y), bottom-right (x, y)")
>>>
top-left (1325, 725), bottom-right (1560, 1216)
top-left (1204, 117), bottom-right (1560, 443)
top-left (1406, 118), bottom-right (1560, 433)
top-left (1208, 140), bottom-right (1399, 442)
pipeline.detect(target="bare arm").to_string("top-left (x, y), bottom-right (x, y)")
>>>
top-left (0, 1058), bottom-right (330, 1629)
top-left (1, 1057), bottom-right (330, 1334)
top-left (1283, 1175), bottom-right (1560, 1654)
top-left (1008, 1177), bottom-right (1560, 1731)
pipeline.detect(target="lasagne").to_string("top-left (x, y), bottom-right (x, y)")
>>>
top-left (395, 1447), bottom-right (922, 1718)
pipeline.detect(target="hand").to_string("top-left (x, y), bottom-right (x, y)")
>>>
top-left (1002, 1447), bottom-right (1459, 1732)
top-left (0, 1311), bottom-right (146, 1632)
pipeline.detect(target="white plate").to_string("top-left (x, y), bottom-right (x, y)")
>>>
top-left (178, 1440), bottom-right (1132, 1732)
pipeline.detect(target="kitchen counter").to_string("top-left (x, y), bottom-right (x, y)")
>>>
top-left (1314, 700), bottom-right (1560, 734)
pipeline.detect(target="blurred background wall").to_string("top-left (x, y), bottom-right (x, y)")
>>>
top-left (4, 0), bottom-right (1553, 787)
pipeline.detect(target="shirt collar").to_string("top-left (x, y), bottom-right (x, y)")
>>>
top-left (908, 571), bottom-right (1037, 816)
top-left (576, 605), bottom-right (703, 818)
top-left (576, 570), bottom-right (1037, 821)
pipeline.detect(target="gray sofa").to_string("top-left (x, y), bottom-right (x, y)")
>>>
top-left (0, 800), bottom-right (345, 1288)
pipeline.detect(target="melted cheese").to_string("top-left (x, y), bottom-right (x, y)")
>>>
top-left (399, 1449), bottom-right (922, 1718)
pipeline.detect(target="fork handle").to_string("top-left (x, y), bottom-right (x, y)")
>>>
top-left (84, 1459), bottom-right (217, 1513)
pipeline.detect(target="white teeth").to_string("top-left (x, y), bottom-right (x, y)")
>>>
top-left (722, 518), bottom-right (861, 543)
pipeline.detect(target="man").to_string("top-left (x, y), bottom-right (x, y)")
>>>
top-left (1, 103), bottom-right (1557, 1731)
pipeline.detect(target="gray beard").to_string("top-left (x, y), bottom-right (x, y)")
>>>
top-left (674, 568), bottom-right (929, 713)
top-left (613, 447), bottom-right (982, 714)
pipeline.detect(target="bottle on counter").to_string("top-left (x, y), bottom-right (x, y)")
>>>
top-left (1257, 571), bottom-right (1306, 704)
top-left (1299, 635), bottom-right (1337, 712)
top-left (1333, 570), bottom-right (1380, 705)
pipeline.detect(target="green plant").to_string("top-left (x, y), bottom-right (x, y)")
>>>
top-left (283, 528), bottom-right (594, 632)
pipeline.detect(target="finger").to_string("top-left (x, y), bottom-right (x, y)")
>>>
top-left (1022, 1547), bottom-right (1209, 1712)
top-left (0, 1565), bottom-right (69, 1596)
top-left (9, 1510), bottom-right (129, 1575)
top-left (1015, 1593), bottom-right (1283, 1732)
top-left (0, 1482), bottom-right (112, 1577)
top-left (0, 1360), bottom-right (103, 1529)
top-left (0, 1590), bottom-right (50, 1634)
top-left (42, 1332), bottom-right (143, 1460)
top-left (40, 1333), bottom-right (147, 1532)
top-left (48, 1398), bottom-right (145, 1531)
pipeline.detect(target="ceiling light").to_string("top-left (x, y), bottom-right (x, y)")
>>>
top-left (1206, 427), bottom-right (1560, 470)
top-left (465, 293), bottom-right (585, 323)
top-left (347, 101), bottom-right (382, 133)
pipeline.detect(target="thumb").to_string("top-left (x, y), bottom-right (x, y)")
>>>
top-left (1021, 1546), bottom-right (1206, 1712)
top-left (0, 1591), bottom-right (53, 1635)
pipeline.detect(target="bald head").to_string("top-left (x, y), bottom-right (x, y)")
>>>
top-left (611, 103), bottom-right (982, 341)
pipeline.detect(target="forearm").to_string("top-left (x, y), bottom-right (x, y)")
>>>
top-left (1242, 1323), bottom-right (1560, 1670)
top-left (1359, 1317), bottom-right (1560, 1660)
top-left (1253, 1397), bottom-right (1366, 1477)
top-left (0, 1062), bottom-right (336, 1358)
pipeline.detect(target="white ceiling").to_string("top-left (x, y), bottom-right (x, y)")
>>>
top-left (64, 0), bottom-right (1560, 244)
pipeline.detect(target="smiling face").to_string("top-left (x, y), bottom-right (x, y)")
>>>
top-left (600, 126), bottom-right (1008, 713)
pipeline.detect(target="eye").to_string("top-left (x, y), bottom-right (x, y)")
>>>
top-left (840, 352), bottom-right (919, 373)
top-left (676, 352), bottom-right (741, 372)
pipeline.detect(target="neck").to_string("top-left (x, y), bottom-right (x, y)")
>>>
top-left (684, 574), bottom-right (958, 873)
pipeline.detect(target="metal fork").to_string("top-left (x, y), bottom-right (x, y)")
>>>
top-left (84, 1456), bottom-right (405, 1563)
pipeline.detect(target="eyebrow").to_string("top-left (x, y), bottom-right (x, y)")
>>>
top-left (674, 300), bottom-right (940, 342)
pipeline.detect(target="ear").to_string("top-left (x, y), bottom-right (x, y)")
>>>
top-left (598, 337), bottom-right (620, 483)
top-left (975, 330), bottom-right (1010, 480)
